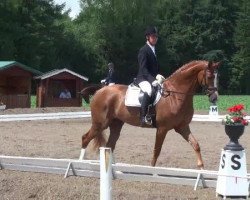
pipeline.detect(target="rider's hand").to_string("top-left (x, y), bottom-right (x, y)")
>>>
top-left (101, 79), bottom-right (106, 84)
top-left (156, 74), bottom-right (165, 84)
top-left (152, 80), bottom-right (159, 87)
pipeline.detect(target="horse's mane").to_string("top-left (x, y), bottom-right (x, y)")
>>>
top-left (166, 60), bottom-right (207, 80)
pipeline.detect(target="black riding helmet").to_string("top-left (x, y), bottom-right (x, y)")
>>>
top-left (108, 62), bottom-right (114, 68)
top-left (144, 26), bottom-right (158, 37)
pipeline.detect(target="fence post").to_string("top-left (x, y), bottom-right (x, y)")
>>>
top-left (100, 147), bottom-right (113, 200)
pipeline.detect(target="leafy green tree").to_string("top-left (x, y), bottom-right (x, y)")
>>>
top-left (0, 0), bottom-right (90, 77)
top-left (13, 0), bottom-right (67, 71)
top-left (157, 0), bottom-right (240, 93)
top-left (77, 0), bottom-right (159, 83)
top-left (0, 0), bottom-right (19, 59)
top-left (156, 0), bottom-right (203, 75)
top-left (231, 0), bottom-right (250, 94)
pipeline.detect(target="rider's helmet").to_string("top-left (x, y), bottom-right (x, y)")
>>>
top-left (108, 62), bottom-right (114, 70)
top-left (144, 26), bottom-right (158, 37)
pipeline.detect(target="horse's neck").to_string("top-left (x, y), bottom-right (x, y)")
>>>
top-left (167, 65), bottom-right (204, 94)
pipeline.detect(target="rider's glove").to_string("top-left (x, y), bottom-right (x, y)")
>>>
top-left (101, 79), bottom-right (106, 84)
top-left (152, 80), bottom-right (159, 87)
top-left (156, 74), bottom-right (165, 84)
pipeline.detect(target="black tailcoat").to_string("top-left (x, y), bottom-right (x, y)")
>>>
top-left (136, 43), bottom-right (159, 84)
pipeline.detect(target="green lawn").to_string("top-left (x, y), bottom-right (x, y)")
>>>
top-left (194, 95), bottom-right (250, 112)
top-left (31, 95), bottom-right (250, 112)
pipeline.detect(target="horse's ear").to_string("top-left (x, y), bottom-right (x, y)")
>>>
top-left (207, 61), bottom-right (212, 69)
top-left (208, 61), bottom-right (221, 70)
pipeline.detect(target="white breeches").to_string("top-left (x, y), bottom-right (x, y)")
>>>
top-left (138, 81), bottom-right (152, 96)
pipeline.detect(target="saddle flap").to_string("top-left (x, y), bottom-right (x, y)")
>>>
top-left (125, 84), bottom-right (161, 107)
top-left (125, 84), bottom-right (142, 107)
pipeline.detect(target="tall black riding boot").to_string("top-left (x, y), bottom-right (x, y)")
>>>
top-left (140, 92), bottom-right (152, 126)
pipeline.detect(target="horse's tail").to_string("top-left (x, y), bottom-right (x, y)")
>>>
top-left (92, 131), bottom-right (107, 152)
top-left (80, 84), bottom-right (103, 103)
top-left (80, 85), bottom-right (103, 96)
top-left (80, 85), bottom-right (103, 94)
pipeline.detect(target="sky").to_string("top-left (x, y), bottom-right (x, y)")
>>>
top-left (53, 0), bottom-right (81, 19)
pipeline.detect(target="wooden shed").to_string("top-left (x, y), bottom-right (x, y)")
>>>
top-left (35, 68), bottom-right (89, 107)
top-left (0, 61), bottom-right (42, 109)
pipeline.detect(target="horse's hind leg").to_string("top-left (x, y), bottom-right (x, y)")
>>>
top-left (106, 119), bottom-right (124, 151)
top-left (79, 124), bottom-right (104, 160)
top-left (106, 119), bottom-right (124, 164)
top-left (151, 128), bottom-right (168, 166)
top-left (176, 126), bottom-right (204, 169)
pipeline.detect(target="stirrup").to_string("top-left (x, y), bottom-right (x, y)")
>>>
top-left (141, 115), bottom-right (152, 126)
top-left (145, 115), bottom-right (152, 125)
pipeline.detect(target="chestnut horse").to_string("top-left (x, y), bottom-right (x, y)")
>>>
top-left (79, 60), bottom-right (220, 169)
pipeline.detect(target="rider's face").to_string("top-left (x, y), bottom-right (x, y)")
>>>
top-left (147, 34), bottom-right (158, 46)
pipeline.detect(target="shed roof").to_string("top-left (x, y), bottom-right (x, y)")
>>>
top-left (34, 68), bottom-right (89, 81)
top-left (0, 61), bottom-right (42, 75)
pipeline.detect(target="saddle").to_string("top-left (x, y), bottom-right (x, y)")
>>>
top-left (125, 83), bottom-right (162, 127)
top-left (125, 83), bottom-right (161, 107)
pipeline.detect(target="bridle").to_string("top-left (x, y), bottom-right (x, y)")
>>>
top-left (159, 67), bottom-right (218, 98)
top-left (201, 68), bottom-right (218, 96)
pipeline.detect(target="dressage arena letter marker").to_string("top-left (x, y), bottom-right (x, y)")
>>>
top-left (216, 150), bottom-right (249, 198)
top-left (209, 105), bottom-right (218, 117)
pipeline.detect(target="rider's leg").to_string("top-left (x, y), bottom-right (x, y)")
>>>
top-left (138, 81), bottom-right (152, 126)
top-left (140, 92), bottom-right (152, 125)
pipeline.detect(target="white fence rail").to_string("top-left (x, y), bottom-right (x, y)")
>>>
top-left (1, 154), bottom-right (250, 190)
top-left (0, 155), bottom-right (218, 189)
top-left (0, 111), bottom-right (91, 122)
top-left (0, 111), bottom-right (249, 122)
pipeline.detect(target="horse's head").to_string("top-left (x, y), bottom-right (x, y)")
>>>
top-left (197, 61), bottom-right (220, 104)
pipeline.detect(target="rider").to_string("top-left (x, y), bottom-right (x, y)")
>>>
top-left (135, 26), bottom-right (161, 126)
top-left (101, 62), bottom-right (116, 86)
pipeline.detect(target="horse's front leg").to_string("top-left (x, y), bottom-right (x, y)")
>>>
top-left (151, 128), bottom-right (168, 166)
top-left (175, 125), bottom-right (204, 169)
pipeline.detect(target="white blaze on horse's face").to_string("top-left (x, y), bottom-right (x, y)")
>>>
top-left (210, 62), bottom-right (220, 89)
top-left (204, 62), bottom-right (220, 89)
top-left (203, 62), bottom-right (220, 104)
top-left (197, 61), bottom-right (220, 103)
top-left (214, 70), bottom-right (218, 88)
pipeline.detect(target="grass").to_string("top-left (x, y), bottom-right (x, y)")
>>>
top-left (31, 96), bottom-right (36, 108)
top-left (31, 95), bottom-right (250, 112)
top-left (194, 95), bottom-right (250, 112)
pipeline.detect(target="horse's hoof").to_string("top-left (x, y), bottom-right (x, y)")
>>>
top-left (198, 164), bottom-right (204, 170)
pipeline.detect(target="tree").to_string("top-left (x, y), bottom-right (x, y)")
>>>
top-left (76, 0), bottom-right (158, 83)
top-left (157, 0), bottom-right (241, 93)
top-left (13, 0), bottom-right (67, 71)
top-left (231, 0), bottom-right (250, 94)
top-left (0, 0), bottom-right (20, 59)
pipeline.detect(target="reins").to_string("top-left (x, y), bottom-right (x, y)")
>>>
top-left (159, 66), bottom-right (217, 98)
top-left (158, 77), bottom-right (196, 98)
top-left (159, 87), bottom-right (195, 97)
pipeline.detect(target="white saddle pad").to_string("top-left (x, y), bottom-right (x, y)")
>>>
top-left (125, 84), bottom-right (161, 107)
